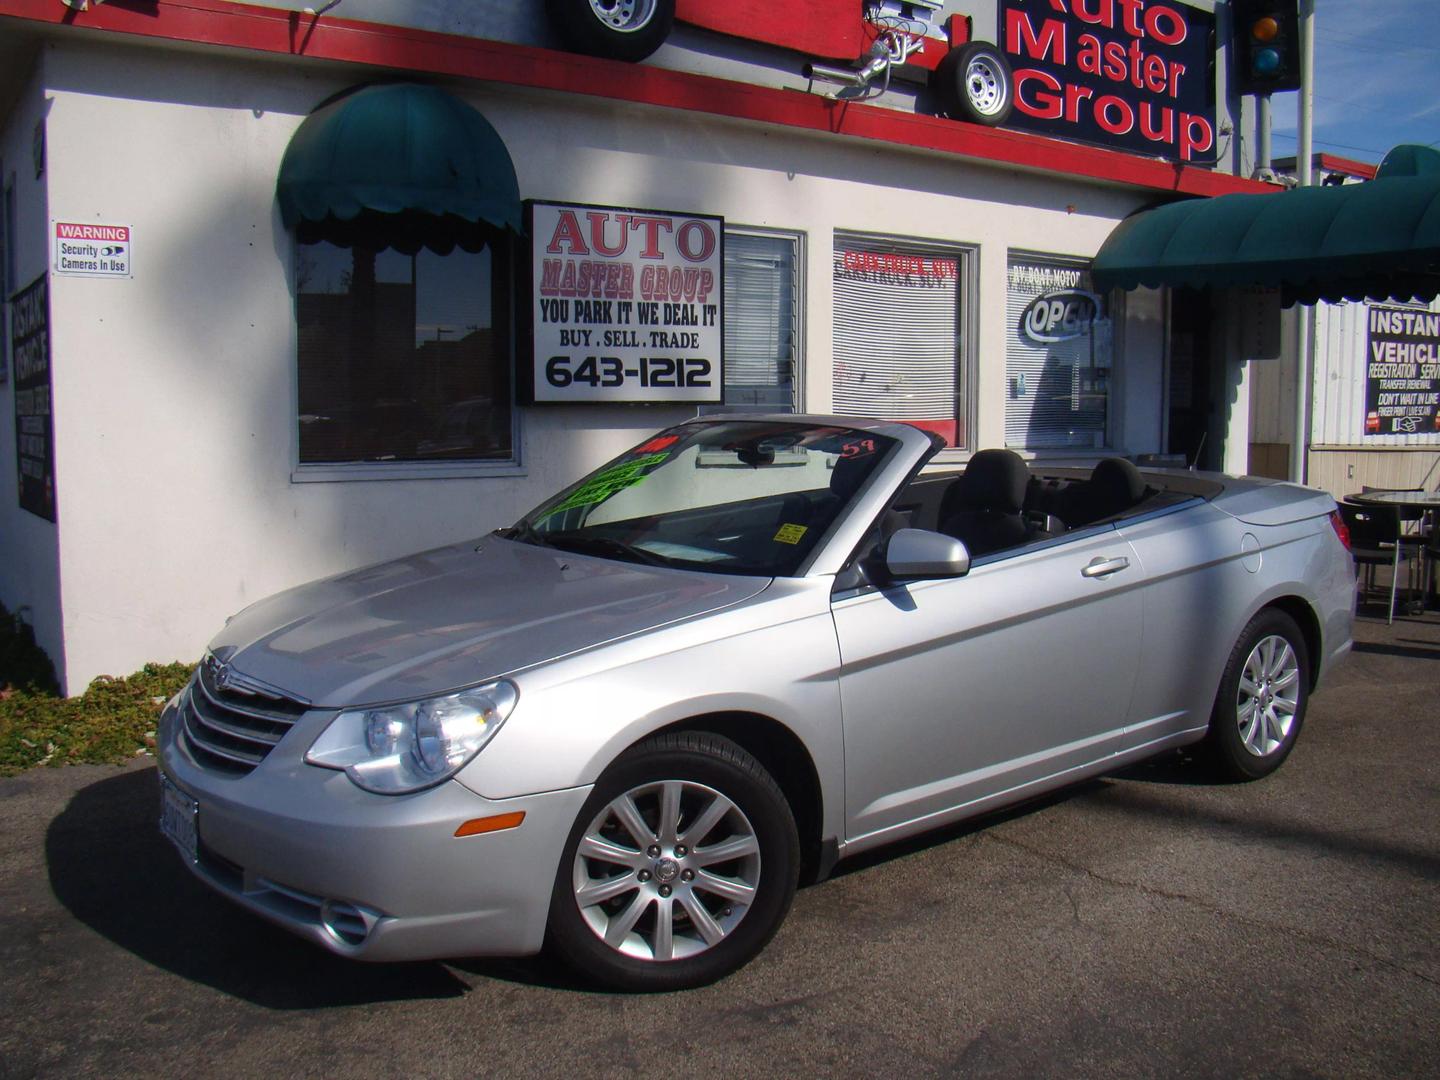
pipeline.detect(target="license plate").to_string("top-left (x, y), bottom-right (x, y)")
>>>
top-left (159, 775), bottom-right (199, 864)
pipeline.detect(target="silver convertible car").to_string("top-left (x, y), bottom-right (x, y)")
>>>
top-left (157, 416), bottom-right (1354, 990)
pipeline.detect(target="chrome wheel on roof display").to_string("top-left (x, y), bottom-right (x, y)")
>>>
top-left (548, 0), bottom-right (674, 62)
top-left (572, 779), bottom-right (761, 962)
top-left (966, 53), bottom-right (1008, 117)
top-left (589, 0), bottom-right (657, 33)
top-left (1236, 634), bottom-right (1301, 757)
top-left (930, 42), bottom-right (1014, 127)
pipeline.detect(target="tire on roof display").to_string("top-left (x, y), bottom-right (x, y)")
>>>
top-left (546, 0), bottom-right (676, 63)
top-left (931, 41), bottom-right (1015, 127)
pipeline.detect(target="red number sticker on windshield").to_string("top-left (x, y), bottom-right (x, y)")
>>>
top-left (632, 435), bottom-right (680, 455)
top-left (840, 439), bottom-right (876, 458)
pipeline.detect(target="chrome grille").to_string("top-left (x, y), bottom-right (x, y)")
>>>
top-left (179, 657), bottom-right (310, 776)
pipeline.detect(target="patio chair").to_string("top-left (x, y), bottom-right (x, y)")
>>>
top-left (1338, 501), bottom-right (1406, 624)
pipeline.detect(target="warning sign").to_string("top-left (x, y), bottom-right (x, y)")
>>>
top-left (53, 222), bottom-right (132, 278)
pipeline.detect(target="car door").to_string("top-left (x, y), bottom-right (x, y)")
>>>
top-left (1115, 501), bottom-right (1269, 747)
top-left (832, 527), bottom-right (1144, 845)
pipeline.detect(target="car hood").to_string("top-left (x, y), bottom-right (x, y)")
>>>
top-left (208, 535), bottom-right (770, 707)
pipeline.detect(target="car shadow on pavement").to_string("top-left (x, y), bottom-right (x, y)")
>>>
top-left (1081, 780), bottom-right (1440, 883)
top-left (44, 765), bottom-right (495, 1008)
top-left (1351, 639), bottom-right (1440, 662)
top-left (826, 781), bottom-right (1108, 880)
top-left (1111, 748), bottom-right (1229, 786)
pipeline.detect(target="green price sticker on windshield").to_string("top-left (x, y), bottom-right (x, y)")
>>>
top-left (544, 451), bottom-right (671, 517)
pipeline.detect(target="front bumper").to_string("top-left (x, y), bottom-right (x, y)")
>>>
top-left (156, 698), bottom-right (591, 962)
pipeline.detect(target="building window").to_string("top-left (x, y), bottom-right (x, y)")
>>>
top-left (1005, 253), bottom-right (1114, 450)
top-left (719, 228), bottom-right (801, 411)
top-left (832, 233), bottom-right (974, 447)
top-left (295, 240), bottom-right (511, 466)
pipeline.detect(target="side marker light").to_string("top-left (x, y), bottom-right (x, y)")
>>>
top-left (454, 811), bottom-right (526, 838)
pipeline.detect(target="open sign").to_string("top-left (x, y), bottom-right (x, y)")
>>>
top-left (1020, 289), bottom-right (1102, 343)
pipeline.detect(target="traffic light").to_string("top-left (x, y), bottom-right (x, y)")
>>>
top-left (1232, 0), bottom-right (1301, 94)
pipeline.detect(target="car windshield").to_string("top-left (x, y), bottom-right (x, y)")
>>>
top-left (508, 421), bottom-right (900, 576)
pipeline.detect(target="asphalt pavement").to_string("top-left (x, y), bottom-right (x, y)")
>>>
top-left (1, 606), bottom-right (1436, 1078)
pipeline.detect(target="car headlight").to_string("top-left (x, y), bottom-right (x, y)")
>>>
top-left (304, 681), bottom-right (518, 795)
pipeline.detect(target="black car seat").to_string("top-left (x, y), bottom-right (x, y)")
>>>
top-left (938, 448), bottom-right (1032, 557)
top-left (1059, 457), bottom-right (1147, 527)
top-left (828, 452), bottom-right (872, 502)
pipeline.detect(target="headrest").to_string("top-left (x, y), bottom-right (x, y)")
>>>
top-left (1091, 457), bottom-right (1145, 504)
top-left (949, 448), bottom-right (1029, 515)
top-left (829, 453), bottom-right (872, 500)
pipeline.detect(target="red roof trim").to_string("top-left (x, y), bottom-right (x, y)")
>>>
top-left (1315, 154), bottom-right (1378, 181)
top-left (0, 0), bottom-right (1273, 198)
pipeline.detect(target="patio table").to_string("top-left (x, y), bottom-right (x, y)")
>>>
top-left (1346, 489), bottom-right (1440, 611)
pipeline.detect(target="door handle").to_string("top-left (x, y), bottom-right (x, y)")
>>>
top-left (1082, 556), bottom-right (1130, 579)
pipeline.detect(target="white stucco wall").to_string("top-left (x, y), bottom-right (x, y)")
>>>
top-left (29, 37), bottom-right (1163, 691)
top-left (0, 55), bottom-right (64, 681)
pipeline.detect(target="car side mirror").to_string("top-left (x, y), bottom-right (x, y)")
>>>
top-left (884, 528), bottom-right (971, 580)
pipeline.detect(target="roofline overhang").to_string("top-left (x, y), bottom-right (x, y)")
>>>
top-left (0, 0), bottom-right (1276, 200)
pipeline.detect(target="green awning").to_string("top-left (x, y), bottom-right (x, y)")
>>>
top-left (277, 82), bottom-right (522, 254)
top-left (1092, 145), bottom-right (1440, 306)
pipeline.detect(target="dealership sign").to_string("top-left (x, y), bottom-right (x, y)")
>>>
top-left (1364, 305), bottom-right (1440, 437)
top-left (524, 201), bottom-right (723, 405)
top-left (1000, 0), bottom-right (1216, 163)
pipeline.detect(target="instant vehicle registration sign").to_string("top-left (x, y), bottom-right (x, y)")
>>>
top-left (159, 775), bottom-right (198, 864)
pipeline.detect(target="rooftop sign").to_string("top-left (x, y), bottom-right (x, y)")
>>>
top-left (1000, 0), bottom-right (1217, 164)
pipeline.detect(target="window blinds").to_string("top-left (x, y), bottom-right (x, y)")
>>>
top-left (832, 239), bottom-right (959, 434)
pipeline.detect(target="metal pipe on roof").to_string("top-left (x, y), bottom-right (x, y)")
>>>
top-left (1292, 0), bottom-right (1316, 485)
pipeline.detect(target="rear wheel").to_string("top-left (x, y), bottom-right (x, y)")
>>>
top-left (547, 732), bottom-right (799, 991)
top-left (1205, 609), bottom-right (1310, 781)
top-left (544, 0), bottom-right (676, 63)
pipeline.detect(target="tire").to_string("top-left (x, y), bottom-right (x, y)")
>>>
top-left (1204, 609), bottom-right (1310, 782)
top-left (544, 0), bottom-right (676, 63)
top-left (546, 731), bottom-right (799, 991)
top-left (931, 42), bottom-right (1015, 126)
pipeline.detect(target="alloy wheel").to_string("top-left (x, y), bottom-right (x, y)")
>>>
top-left (1236, 634), bottom-right (1300, 756)
top-left (572, 779), bottom-right (761, 962)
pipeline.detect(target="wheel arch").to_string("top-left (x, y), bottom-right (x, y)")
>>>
top-left (641, 711), bottom-right (829, 885)
top-left (1259, 594), bottom-right (1324, 691)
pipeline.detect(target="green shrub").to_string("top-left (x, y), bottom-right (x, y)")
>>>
top-left (0, 605), bottom-right (193, 776)
top-left (0, 662), bottom-right (194, 776)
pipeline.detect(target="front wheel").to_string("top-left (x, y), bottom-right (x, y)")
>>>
top-left (544, 0), bottom-right (676, 63)
top-left (546, 732), bottom-right (799, 991)
top-left (1204, 609), bottom-right (1310, 781)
